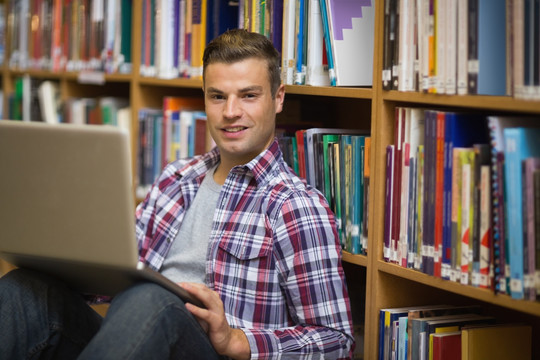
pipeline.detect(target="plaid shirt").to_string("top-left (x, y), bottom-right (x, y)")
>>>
top-left (135, 139), bottom-right (354, 359)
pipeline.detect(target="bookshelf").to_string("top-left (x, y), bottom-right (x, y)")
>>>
top-left (1, 1), bottom-right (540, 359)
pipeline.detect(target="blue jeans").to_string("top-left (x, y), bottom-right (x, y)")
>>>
top-left (0, 268), bottom-right (223, 359)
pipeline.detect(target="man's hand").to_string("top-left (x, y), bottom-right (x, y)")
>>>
top-left (181, 283), bottom-right (251, 360)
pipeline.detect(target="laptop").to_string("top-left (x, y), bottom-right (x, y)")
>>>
top-left (0, 121), bottom-right (203, 307)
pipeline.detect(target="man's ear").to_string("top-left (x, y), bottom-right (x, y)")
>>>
top-left (275, 84), bottom-right (285, 114)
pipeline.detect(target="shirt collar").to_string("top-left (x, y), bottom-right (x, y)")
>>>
top-left (174, 138), bottom-right (284, 187)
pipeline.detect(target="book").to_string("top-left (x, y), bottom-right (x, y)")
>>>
top-left (384, 144), bottom-right (395, 262)
top-left (397, 0), bottom-right (415, 91)
top-left (433, 111), bottom-right (446, 277)
top-left (461, 324), bottom-right (532, 360)
top-left (456, 0), bottom-right (468, 95)
top-left (417, 0), bottom-right (429, 92)
top-left (190, 0), bottom-right (207, 78)
top-left (324, 0), bottom-right (374, 86)
top-left (422, 110), bottom-right (437, 275)
top-left (281, 0), bottom-right (296, 84)
top-left (318, 0), bottom-right (336, 85)
top-left (382, 0), bottom-right (397, 90)
top-left (294, 0), bottom-right (307, 85)
top-left (398, 108), bottom-right (412, 266)
top-left (503, 127), bottom-right (540, 299)
top-left (431, 331), bottom-right (460, 360)
top-left (466, 0), bottom-right (478, 94)
top-left (341, 135), bottom-right (353, 249)
top-left (362, 136), bottom-right (371, 253)
top-left (444, 0), bottom-right (458, 95)
top-left (305, 0), bottom-right (330, 86)
top-left (536, 168), bottom-right (540, 300)
top-left (513, 0), bottom-right (525, 98)
top-left (392, 107), bottom-right (406, 264)
top-left (471, 144), bottom-right (490, 288)
top-left (523, 157), bottom-right (540, 300)
top-left (349, 135), bottom-right (366, 253)
top-left (414, 145), bottom-right (425, 270)
top-left (206, 0), bottom-right (239, 43)
top-left (475, 0), bottom-right (507, 95)
top-left (459, 148), bottom-right (475, 286)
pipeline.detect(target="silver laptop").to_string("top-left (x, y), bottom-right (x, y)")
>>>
top-left (0, 120), bottom-right (202, 307)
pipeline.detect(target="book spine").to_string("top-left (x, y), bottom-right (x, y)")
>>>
top-left (384, 144), bottom-right (395, 262)
top-left (534, 168), bottom-right (540, 300)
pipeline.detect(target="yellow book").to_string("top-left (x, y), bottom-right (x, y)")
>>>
top-left (461, 324), bottom-right (532, 360)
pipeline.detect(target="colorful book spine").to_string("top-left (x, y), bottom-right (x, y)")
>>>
top-left (503, 127), bottom-right (540, 299)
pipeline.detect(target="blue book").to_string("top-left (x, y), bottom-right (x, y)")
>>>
top-left (206, 0), bottom-right (239, 43)
top-left (318, 0), bottom-right (336, 85)
top-left (294, 0), bottom-right (306, 84)
top-left (503, 127), bottom-right (540, 299)
top-left (477, 0), bottom-right (507, 95)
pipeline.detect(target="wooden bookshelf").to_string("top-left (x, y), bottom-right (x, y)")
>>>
top-left (2, 1), bottom-right (540, 359)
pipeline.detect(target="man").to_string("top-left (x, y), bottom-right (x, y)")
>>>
top-left (0, 29), bottom-right (354, 359)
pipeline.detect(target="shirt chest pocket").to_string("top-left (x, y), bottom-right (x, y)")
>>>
top-left (217, 223), bottom-right (272, 261)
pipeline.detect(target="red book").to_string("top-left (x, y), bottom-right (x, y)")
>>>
top-left (432, 331), bottom-right (461, 360)
top-left (434, 111), bottom-right (446, 277)
top-left (295, 130), bottom-right (306, 179)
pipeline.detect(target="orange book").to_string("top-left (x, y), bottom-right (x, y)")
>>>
top-left (190, 0), bottom-right (207, 79)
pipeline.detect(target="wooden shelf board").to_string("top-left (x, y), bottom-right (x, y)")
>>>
top-left (377, 261), bottom-right (540, 317)
top-left (138, 77), bottom-right (203, 88)
top-left (383, 90), bottom-right (540, 114)
top-left (342, 251), bottom-right (368, 267)
top-left (285, 85), bottom-right (373, 99)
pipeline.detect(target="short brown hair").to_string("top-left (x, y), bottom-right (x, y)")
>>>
top-left (203, 29), bottom-right (281, 98)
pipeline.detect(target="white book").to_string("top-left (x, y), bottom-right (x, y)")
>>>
top-left (38, 81), bottom-right (60, 124)
top-left (305, 0), bottom-right (330, 86)
top-left (398, 0), bottom-right (415, 91)
top-left (158, 0), bottom-right (177, 79)
top-left (327, 0), bottom-right (374, 86)
top-left (417, 0), bottom-right (430, 92)
top-left (456, 0), bottom-right (468, 95)
top-left (281, 0), bottom-right (296, 85)
top-left (445, 0), bottom-right (457, 95)
top-left (435, 0), bottom-right (446, 93)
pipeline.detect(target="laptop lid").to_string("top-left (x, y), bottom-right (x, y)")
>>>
top-left (0, 121), bottom-right (137, 268)
top-left (0, 121), bottom-right (204, 306)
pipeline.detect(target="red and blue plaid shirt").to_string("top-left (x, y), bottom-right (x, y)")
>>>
top-left (135, 139), bottom-right (354, 359)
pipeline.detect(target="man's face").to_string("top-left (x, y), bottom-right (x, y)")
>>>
top-left (203, 58), bottom-right (285, 167)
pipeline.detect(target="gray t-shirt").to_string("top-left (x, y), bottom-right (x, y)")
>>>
top-left (160, 166), bottom-right (221, 284)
